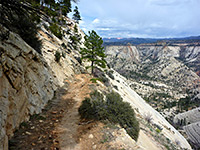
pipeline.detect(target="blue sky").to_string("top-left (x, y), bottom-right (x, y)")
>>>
top-left (71, 0), bottom-right (200, 38)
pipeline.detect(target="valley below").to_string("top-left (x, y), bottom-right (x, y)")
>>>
top-left (105, 43), bottom-right (200, 149)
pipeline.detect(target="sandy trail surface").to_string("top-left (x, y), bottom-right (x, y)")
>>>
top-left (56, 74), bottom-right (91, 150)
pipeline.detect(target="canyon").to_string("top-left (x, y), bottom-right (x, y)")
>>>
top-left (105, 43), bottom-right (200, 148)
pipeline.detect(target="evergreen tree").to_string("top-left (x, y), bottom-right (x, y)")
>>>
top-left (80, 30), bottom-right (106, 74)
top-left (72, 6), bottom-right (81, 23)
top-left (58, 0), bottom-right (72, 16)
top-left (69, 24), bottom-right (81, 50)
top-left (0, 0), bottom-right (42, 53)
top-left (44, 0), bottom-right (55, 8)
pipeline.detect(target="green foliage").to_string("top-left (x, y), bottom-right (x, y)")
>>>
top-left (62, 51), bottom-right (66, 58)
top-left (49, 23), bottom-right (63, 39)
top-left (63, 1), bottom-right (71, 15)
top-left (61, 43), bottom-right (67, 49)
top-left (44, 0), bottom-right (55, 7)
top-left (72, 6), bottom-right (81, 23)
top-left (177, 96), bottom-right (198, 112)
top-left (28, 0), bottom-right (41, 9)
top-left (90, 78), bottom-right (100, 83)
top-left (156, 128), bottom-right (161, 133)
top-left (0, 0), bottom-right (78, 54)
top-left (79, 91), bottom-right (140, 141)
top-left (123, 70), bottom-right (153, 81)
top-left (156, 92), bottom-right (172, 98)
top-left (69, 24), bottom-right (82, 50)
top-left (55, 51), bottom-right (61, 62)
top-left (79, 91), bottom-right (106, 120)
top-left (80, 30), bottom-right (107, 74)
top-left (0, 0), bottom-right (42, 54)
top-left (44, 7), bottom-right (57, 17)
top-left (107, 70), bottom-right (114, 80)
top-left (93, 68), bottom-right (109, 86)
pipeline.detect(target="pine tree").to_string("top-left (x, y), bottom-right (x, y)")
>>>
top-left (58, 0), bottom-right (72, 16)
top-left (72, 6), bottom-right (81, 23)
top-left (0, 0), bottom-right (42, 53)
top-left (44, 0), bottom-right (55, 9)
top-left (69, 24), bottom-right (81, 50)
top-left (80, 30), bottom-right (106, 74)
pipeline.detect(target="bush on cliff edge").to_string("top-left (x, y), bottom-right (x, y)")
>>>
top-left (78, 90), bottom-right (140, 141)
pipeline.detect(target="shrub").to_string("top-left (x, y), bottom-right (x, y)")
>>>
top-left (106, 92), bottom-right (139, 140)
top-left (44, 7), bottom-right (57, 17)
top-left (61, 43), bottom-right (67, 49)
top-left (49, 23), bottom-right (63, 39)
top-left (93, 68), bottom-right (109, 86)
top-left (156, 128), bottom-right (161, 133)
top-left (74, 56), bottom-right (82, 64)
top-left (0, 0), bottom-right (42, 54)
top-left (78, 91), bottom-right (140, 141)
top-left (107, 70), bottom-right (114, 80)
top-left (62, 51), bottom-right (66, 58)
top-left (55, 51), bottom-right (61, 62)
top-left (144, 112), bottom-right (153, 124)
top-left (78, 91), bottom-right (107, 120)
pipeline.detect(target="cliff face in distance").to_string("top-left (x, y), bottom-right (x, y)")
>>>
top-left (105, 44), bottom-right (200, 111)
top-left (105, 43), bottom-right (200, 148)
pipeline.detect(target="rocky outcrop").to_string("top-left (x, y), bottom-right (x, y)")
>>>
top-left (0, 16), bottom-right (84, 150)
top-left (0, 27), bottom-right (57, 150)
top-left (174, 107), bottom-right (200, 126)
top-left (105, 45), bottom-right (140, 63)
top-left (174, 107), bottom-right (200, 148)
top-left (184, 121), bottom-right (200, 149)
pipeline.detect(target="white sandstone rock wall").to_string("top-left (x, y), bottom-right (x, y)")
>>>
top-left (0, 27), bottom-right (58, 150)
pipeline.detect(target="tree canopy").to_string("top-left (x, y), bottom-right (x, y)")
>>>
top-left (69, 24), bottom-right (82, 50)
top-left (72, 6), bottom-right (81, 23)
top-left (0, 0), bottom-right (42, 53)
top-left (80, 30), bottom-right (106, 74)
top-left (0, 0), bottom-right (81, 54)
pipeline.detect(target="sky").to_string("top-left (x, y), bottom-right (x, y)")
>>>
top-left (71, 0), bottom-right (200, 38)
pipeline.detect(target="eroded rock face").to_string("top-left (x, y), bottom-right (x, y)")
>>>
top-left (0, 16), bottom-right (86, 150)
top-left (174, 107), bottom-right (200, 147)
top-left (105, 45), bottom-right (200, 118)
top-left (174, 107), bottom-right (200, 126)
top-left (0, 27), bottom-right (57, 150)
top-left (184, 121), bottom-right (200, 148)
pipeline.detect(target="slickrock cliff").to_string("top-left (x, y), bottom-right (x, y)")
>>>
top-left (0, 26), bottom-right (55, 149)
top-left (0, 16), bottom-right (83, 150)
top-left (108, 70), bottom-right (192, 149)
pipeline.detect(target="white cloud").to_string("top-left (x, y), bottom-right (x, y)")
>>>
top-left (97, 28), bottom-right (111, 31)
top-left (92, 18), bottom-right (100, 24)
top-left (76, 0), bottom-right (200, 38)
top-left (149, 0), bottom-right (190, 6)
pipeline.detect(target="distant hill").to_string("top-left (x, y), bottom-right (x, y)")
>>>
top-left (103, 36), bottom-right (200, 46)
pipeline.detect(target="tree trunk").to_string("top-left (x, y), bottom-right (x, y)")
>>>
top-left (91, 61), bottom-right (94, 75)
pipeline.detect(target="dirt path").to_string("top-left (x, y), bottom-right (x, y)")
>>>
top-left (10, 73), bottom-right (163, 150)
top-left (56, 74), bottom-right (91, 150)
top-left (9, 74), bottom-right (92, 150)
